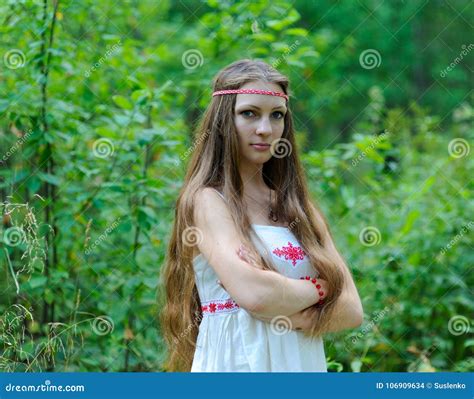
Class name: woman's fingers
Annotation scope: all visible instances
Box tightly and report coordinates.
[318,278,329,300]
[237,245,252,263]
[237,244,260,268]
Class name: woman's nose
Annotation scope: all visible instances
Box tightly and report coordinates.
[256,117,272,135]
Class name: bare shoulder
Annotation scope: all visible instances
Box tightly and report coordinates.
[194,187,222,206]
[193,187,236,235]
[194,187,227,221]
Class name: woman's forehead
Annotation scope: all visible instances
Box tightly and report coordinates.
[234,81,286,109]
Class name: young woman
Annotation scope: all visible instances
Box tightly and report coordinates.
[160,59,363,372]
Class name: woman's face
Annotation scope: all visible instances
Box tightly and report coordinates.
[234,80,287,165]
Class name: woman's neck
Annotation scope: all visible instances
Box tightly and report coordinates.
[239,163,267,194]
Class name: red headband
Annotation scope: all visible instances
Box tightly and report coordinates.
[212,89,289,101]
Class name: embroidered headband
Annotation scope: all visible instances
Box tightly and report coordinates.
[212,89,289,102]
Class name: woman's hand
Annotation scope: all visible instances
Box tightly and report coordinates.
[236,244,265,270]
[217,244,324,332]
[289,306,319,331]
[246,307,318,332]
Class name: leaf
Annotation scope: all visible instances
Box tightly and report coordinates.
[400,209,420,236]
[96,126,117,139]
[28,276,48,289]
[285,28,308,37]
[113,114,131,127]
[143,277,158,289]
[464,339,474,348]
[138,205,156,219]
[266,9,300,31]
[27,176,41,193]
[112,95,133,110]
[131,89,150,104]
[38,223,52,238]
[38,172,60,186]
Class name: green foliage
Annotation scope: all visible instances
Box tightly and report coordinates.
[0,0,472,372]
[302,94,473,372]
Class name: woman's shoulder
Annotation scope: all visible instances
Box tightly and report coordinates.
[195,186,225,204]
[193,187,230,226]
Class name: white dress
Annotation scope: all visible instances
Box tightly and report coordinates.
[191,191,327,372]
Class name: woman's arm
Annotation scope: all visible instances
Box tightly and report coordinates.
[286,292,362,334]
[234,215,363,332]
[194,188,327,316]
[248,293,362,334]
[249,250,363,331]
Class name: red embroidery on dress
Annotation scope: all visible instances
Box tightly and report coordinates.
[201,298,240,314]
[272,241,306,266]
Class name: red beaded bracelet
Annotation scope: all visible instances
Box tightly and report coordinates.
[300,276,325,305]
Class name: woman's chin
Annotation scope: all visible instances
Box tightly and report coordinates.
[246,154,272,165]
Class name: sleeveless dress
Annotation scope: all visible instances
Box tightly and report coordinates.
[190,189,327,372]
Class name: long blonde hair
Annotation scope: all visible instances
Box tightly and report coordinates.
[159,59,345,371]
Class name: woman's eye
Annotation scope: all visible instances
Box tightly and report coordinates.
[240,110,285,119]
[272,111,285,119]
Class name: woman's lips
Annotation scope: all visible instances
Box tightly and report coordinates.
[251,144,270,151]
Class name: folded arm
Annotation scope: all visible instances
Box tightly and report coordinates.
[241,204,363,333]
[193,188,325,316]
